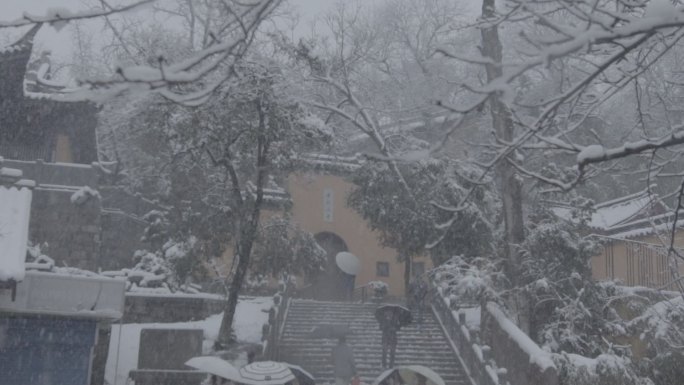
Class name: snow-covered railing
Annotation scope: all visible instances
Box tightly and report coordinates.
[261,281,292,360]
[431,291,499,385]
[481,302,558,385]
[431,285,559,385]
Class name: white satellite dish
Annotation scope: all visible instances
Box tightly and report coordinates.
[335,252,361,275]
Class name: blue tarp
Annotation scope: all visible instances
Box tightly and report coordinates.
[0,316,97,385]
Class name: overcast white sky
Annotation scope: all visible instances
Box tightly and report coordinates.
[0,0,343,62]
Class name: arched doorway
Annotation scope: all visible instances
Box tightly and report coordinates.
[313,232,355,300]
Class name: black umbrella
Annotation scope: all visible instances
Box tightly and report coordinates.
[375,304,412,328]
[308,324,353,339]
[283,363,316,385]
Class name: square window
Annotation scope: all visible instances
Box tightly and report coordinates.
[376,262,390,277]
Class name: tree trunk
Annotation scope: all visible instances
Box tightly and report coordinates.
[217,217,260,345]
[480,0,525,277]
[481,0,528,332]
[216,100,270,346]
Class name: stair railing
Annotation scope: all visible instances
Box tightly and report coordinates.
[352,283,370,303]
[430,283,500,385]
[261,279,292,360]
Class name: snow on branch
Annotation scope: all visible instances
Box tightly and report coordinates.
[54,0,281,106]
[576,131,684,170]
[0,1,155,29]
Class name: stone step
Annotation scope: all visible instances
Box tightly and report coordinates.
[282,330,444,337]
[278,300,469,385]
[280,342,454,353]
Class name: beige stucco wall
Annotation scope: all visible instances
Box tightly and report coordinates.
[287,172,431,297]
[216,172,431,297]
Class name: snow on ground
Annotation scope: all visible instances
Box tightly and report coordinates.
[105,296,273,385]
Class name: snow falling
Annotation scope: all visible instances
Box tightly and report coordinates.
[1,1,684,385]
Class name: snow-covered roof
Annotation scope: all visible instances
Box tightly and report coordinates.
[245,181,291,206]
[549,188,684,239]
[295,153,363,174]
[551,188,663,234]
[0,167,33,282]
[0,23,41,55]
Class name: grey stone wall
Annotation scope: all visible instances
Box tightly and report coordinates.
[100,186,158,217]
[3,159,98,187]
[123,294,225,323]
[138,329,203,370]
[99,210,147,271]
[29,186,101,271]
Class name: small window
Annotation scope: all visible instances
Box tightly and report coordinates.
[376,262,390,277]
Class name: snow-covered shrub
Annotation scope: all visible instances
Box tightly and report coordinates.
[520,205,624,356]
[125,208,207,292]
[243,275,272,295]
[431,255,504,307]
[651,351,684,385]
[554,353,654,385]
[368,280,389,297]
[70,186,100,205]
[629,296,684,354]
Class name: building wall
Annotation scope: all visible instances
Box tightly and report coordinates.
[29,187,101,271]
[99,210,147,271]
[591,231,684,289]
[217,172,431,298]
[286,172,432,297]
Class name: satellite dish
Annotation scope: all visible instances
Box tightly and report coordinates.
[335,252,361,275]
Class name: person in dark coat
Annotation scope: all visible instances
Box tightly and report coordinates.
[331,335,357,385]
[377,310,404,368]
[409,278,429,325]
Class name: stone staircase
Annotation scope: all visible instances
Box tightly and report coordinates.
[278,300,471,385]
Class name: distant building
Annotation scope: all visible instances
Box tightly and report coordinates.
[0,24,154,273]
[552,188,684,288]
[0,162,126,385]
[0,24,98,163]
[221,153,433,299]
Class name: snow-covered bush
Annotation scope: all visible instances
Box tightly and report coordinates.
[368,280,389,298]
[627,295,684,385]
[520,205,622,356]
[431,255,504,307]
[554,353,654,385]
[651,351,684,385]
[629,296,684,354]
[70,186,100,205]
[124,208,207,292]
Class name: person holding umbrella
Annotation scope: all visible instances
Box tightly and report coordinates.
[331,335,357,385]
[375,305,412,368]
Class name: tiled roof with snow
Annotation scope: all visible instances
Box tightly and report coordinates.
[0,167,33,282]
[590,190,656,228]
[245,181,291,206]
[295,153,363,174]
[551,188,677,239]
